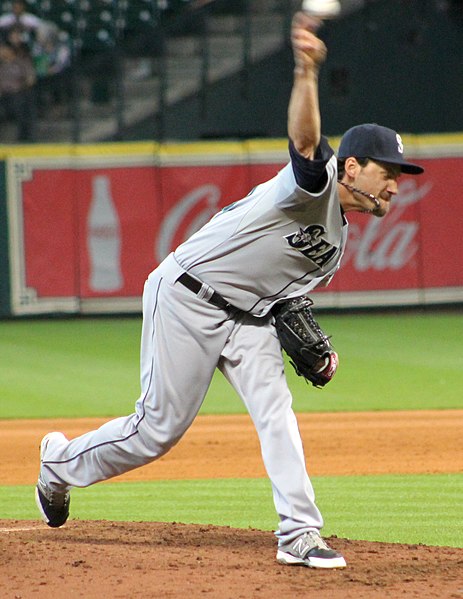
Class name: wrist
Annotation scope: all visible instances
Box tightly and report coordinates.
[294,63,320,78]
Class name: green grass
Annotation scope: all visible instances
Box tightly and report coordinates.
[1,312,462,418]
[1,313,461,549]
[0,318,141,418]
[3,473,462,547]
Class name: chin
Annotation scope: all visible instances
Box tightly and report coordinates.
[372,201,390,218]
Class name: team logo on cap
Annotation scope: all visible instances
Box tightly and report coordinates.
[396,134,404,155]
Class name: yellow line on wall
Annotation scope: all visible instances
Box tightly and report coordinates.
[0,132,462,161]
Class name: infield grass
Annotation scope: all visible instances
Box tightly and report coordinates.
[2,473,462,548]
[1,311,462,549]
[1,311,462,418]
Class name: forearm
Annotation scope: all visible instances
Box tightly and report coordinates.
[287,13,326,159]
[288,66,322,159]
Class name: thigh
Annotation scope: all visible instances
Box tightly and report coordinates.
[219,313,293,423]
[136,270,234,439]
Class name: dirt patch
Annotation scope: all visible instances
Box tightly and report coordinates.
[2,410,462,485]
[1,410,462,598]
[1,521,462,599]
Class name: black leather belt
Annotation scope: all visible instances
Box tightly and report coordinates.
[178,272,233,311]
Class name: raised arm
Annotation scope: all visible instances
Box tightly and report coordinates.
[287,13,327,159]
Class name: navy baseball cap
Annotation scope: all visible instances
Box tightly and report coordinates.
[338,124,424,175]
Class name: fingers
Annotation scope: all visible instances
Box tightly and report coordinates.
[291,14,327,67]
[292,10,323,32]
[292,29,324,54]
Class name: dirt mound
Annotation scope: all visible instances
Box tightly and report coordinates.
[1,520,462,599]
[2,410,462,597]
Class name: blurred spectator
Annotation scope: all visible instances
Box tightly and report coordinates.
[33,23,71,78]
[0,40,37,141]
[4,23,30,57]
[0,0,43,47]
[0,1,72,120]
[33,22,72,108]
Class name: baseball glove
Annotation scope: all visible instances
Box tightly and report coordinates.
[272,296,338,388]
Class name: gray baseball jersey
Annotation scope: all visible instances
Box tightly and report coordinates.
[175,140,347,315]
[39,137,348,547]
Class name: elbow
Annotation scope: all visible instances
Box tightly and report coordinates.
[290,134,320,160]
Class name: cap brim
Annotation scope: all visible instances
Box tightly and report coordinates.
[369,156,424,175]
[399,161,424,175]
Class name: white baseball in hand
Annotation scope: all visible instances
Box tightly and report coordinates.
[301,0,341,19]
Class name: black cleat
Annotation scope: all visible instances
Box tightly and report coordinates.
[35,480,70,528]
[35,432,70,528]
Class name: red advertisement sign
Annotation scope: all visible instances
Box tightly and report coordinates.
[22,168,78,298]
[78,167,160,298]
[10,149,463,314]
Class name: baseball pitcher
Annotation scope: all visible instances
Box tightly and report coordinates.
[36,10,423,569]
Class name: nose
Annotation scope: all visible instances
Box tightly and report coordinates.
[387,178,399,196]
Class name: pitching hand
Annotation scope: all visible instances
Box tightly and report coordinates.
[291,12,327,72]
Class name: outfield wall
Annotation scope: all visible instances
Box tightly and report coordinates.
[1,135,462,316]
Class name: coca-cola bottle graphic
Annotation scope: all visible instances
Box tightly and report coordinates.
[87,175,123,292]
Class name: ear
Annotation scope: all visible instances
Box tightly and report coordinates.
[344,157,360,180]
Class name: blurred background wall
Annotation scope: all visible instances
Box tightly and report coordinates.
[0,0,462,144]
[1,0,462,317]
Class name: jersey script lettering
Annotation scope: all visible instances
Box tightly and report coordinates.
[285,225,340,267]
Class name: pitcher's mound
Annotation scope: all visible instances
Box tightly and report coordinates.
[1,520,462,598]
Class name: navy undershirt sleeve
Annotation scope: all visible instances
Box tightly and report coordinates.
[289,136,334,193]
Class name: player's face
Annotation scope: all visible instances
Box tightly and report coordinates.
[354,160,401,217]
